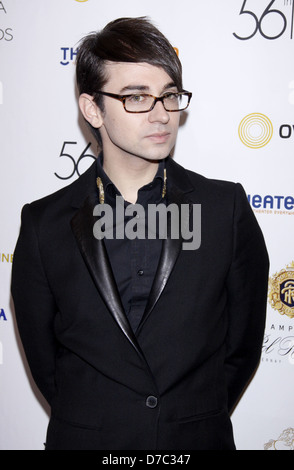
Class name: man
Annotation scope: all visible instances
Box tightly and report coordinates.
[11,17,269,450]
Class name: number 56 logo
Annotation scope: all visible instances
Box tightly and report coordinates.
[233,0,294,40]
[55,142,96,180]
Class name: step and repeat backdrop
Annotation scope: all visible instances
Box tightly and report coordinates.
[0,0,293,450]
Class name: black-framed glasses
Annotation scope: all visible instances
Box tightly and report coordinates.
[95,90,192,113]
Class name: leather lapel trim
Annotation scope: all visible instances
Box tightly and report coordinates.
[137,184,192,333]
[70,196,141,355]
[138,237,181,333]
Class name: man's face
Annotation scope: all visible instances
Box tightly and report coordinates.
[97,62,181,162]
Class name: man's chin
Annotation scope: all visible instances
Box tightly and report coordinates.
[118,142,173,163]
[139,146,173,162]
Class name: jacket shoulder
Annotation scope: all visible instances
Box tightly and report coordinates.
[24,160,97,216]
[169,157,239,197]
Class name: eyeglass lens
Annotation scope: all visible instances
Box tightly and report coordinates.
[124,93,189,112]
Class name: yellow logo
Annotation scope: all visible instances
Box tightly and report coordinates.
[268,262,294,319]
[239,113,273,149]
[75,0,89,2]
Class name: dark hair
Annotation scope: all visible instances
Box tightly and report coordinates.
[76,17,183,145]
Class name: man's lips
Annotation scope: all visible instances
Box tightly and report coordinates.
[146,132,171,143]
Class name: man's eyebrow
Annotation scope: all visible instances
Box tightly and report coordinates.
[161,82,178,93]
[119,85,150,93]
[119,82,178,94]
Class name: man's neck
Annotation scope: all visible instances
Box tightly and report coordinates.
[102,152,160,204]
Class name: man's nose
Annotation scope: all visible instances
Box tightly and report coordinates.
[148,100,170,124]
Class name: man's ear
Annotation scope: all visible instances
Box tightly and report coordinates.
[78,93,103,128]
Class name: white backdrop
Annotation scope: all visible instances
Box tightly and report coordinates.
[1,0,294,450]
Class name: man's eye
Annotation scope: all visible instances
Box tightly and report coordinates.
[131,95,145,102]
[165,93,178,100]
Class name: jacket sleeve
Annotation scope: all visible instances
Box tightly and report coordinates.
[11,204,58,406]
[225,183,269,413]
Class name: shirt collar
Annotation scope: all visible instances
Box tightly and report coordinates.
[96,153,166,206]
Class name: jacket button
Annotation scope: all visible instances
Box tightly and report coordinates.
[146,395,158,408]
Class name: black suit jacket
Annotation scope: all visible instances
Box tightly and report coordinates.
[11,157,269,450]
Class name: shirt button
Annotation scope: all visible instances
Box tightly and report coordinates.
[137,270,144,276]
[146,396,158,409]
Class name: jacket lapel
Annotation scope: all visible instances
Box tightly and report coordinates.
[70,163,141,354]
[137,158,195,332]
[70,158,195,344]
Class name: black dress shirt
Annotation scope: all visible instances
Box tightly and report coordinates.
[96,155,166,333]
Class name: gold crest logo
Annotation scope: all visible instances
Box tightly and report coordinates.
[268,262,294,319]
[264,428,294,450]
